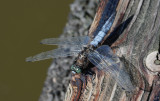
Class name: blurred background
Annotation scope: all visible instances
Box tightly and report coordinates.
[0,0,73,101]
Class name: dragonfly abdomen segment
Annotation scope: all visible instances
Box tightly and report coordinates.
[90,31,106,46]
[90,13,115,47]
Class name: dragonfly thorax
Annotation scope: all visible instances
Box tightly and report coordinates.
[71,47,91,74]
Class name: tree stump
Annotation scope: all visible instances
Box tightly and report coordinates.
[65,0,160,101]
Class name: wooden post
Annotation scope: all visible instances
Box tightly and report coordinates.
[65,0,160,100]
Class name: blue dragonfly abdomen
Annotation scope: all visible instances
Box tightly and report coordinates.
[90,13,115,47]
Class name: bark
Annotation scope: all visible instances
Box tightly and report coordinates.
[65,0,160,101]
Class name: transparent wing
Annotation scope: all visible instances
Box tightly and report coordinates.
[41,36,90,46]
[95,45,120,64]
[88,45,134,91]
[26,46,81,62]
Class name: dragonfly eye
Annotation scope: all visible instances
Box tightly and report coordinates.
[71,65,75,71]
[70,65,81,74]
[75,67,81,74]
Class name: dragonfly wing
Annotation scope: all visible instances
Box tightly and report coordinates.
[96,45,120,64]
[41,36,90,46]
[26,47,81,62]
[88,46,134,91]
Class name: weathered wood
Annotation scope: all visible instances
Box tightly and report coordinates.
[65,0,160,101]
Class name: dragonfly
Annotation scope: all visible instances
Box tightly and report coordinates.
[26,13,134,91]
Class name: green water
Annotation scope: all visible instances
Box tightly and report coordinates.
[0,0,73,101]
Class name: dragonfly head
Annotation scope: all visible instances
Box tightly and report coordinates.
[71,65,81,74]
